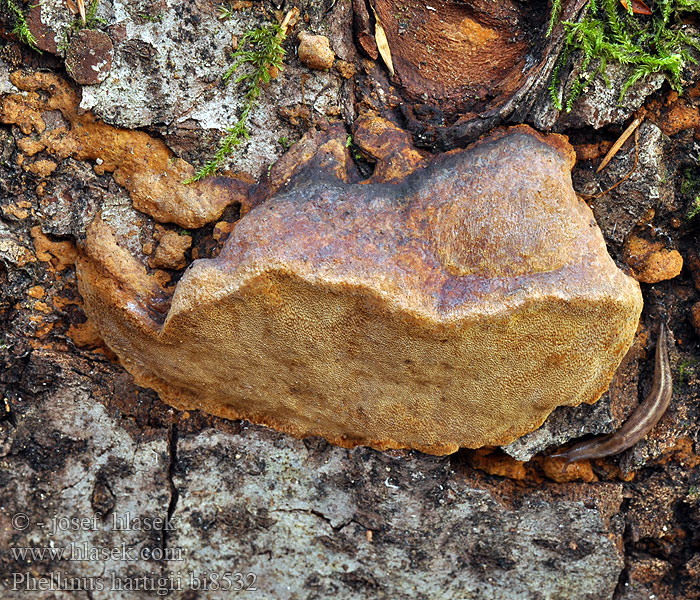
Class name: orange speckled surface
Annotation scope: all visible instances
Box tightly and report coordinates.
[77,121,642,454]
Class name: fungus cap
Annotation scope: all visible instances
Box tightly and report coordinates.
[78,125,643,455]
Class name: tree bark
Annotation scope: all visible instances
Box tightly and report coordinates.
[1,1,699,599]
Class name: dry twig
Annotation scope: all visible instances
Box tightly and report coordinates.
[596,113,644,173]
[580,127,640,201]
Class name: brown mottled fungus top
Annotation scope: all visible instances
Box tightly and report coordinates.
[77,122,642,455]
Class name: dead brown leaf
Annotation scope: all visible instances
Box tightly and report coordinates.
[371,7,394,77]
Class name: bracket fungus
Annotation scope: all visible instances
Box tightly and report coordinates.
[78,121,643,455]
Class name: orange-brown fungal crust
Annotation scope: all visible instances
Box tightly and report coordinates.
[77,123,643,455]
[1,71,248,228]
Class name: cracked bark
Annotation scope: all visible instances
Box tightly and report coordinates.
[160,423,179,570]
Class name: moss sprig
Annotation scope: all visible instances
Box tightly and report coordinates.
[680,165,700,220]
[57,0,107,53]
[2,0,40,51]
[185,22,286,183]
[549,0,700,111]
[82,0,105,27]
[688,197,700,219]
[547,0,564,36]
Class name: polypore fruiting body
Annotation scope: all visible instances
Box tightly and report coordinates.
[78,124,643,455]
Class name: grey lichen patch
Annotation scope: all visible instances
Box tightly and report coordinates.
[574,121,674,245]
[53,1,355,179]
[503,397,617,462]
[0,59,18,94]
[184,68,346,177]
[0,356,172,592]
[167,428,625,599]
[29,0,75,52]
[78,1,236,126]
[532,62,665,131]
[562,65,665,129]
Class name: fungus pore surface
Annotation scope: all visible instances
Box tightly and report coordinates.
[77,123,643,455]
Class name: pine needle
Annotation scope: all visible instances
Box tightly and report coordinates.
[580,126,640,200]
[596,113,644,172]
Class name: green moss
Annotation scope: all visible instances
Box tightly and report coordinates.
[549,0,700,111]
[548,0,564,36]
[678,358,697,385]
[681,165,700,220]
[185,21,287,183]
[83,0,104,27]
[218,5,236,21]
[2,0,40,51]
[687,196,700,219]
[138,12,163,23]
[57,0,107,53]
[66,0,106,32]
[681,166,697,195]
